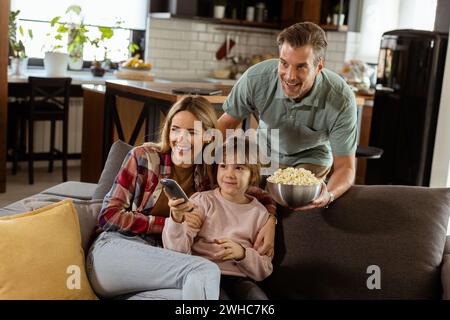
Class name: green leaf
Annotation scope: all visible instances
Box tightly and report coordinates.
[28,29,33,39]
[57,25,69,33]
[50,16,61,27]
[66,5,82,15]
[98,27,113,40]
[19,25,24,36]
[55,34,62,41]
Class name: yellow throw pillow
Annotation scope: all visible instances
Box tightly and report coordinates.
[0,199,97,299]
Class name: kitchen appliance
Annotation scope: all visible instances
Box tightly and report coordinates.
[365,30,448,186]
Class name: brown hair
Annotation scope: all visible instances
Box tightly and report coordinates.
[277,22,328,66]
[219,136,261,187]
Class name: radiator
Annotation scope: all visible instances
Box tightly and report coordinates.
[31,97,83,154]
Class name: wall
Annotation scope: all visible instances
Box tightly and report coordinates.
[430,24,450,188]
[145,17,356,80]
[145,17,279,80]
[325,31,361,73]
[434,0,450,32]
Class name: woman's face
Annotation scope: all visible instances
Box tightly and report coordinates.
[169,111,204,168]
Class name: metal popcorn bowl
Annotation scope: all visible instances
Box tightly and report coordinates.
[266,181,322,208]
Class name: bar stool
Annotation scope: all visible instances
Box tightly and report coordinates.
[12,77,72,184]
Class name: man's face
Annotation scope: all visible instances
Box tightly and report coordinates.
[278,43,323,99]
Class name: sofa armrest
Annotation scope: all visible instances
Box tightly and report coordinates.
[41,181,97,200]
[442,236,450,300]
[445,236,450,255]
[443,255,450,299]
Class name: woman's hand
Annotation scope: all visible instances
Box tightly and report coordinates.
[184,211,203,229]
[214,239,245,261]
[254,215,276,258]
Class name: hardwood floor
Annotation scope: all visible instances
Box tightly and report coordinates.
[0,161,81,207]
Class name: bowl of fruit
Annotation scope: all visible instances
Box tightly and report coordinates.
[114,54,154,80]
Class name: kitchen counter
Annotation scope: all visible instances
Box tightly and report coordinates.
[104,79,232,104]
[7,68,117,85]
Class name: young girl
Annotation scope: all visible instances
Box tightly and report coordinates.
[163,137,273,300]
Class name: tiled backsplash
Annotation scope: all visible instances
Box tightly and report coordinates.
[325,31,361,74]
[145,17,360,80]
[145,17,279,80]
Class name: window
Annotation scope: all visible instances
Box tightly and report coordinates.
[11,0,149,63]
[356,0,437,63]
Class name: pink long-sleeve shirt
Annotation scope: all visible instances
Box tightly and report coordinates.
[162,188,273,281]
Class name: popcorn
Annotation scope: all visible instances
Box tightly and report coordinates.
[267,167,320,186]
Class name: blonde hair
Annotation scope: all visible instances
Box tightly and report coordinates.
[146,95,218,152]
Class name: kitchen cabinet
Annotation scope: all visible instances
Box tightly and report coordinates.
[281,0,352,31]
[281,0,321,28]
[197,0,282,29]
[319,0,350,31]
[150,0,354,31]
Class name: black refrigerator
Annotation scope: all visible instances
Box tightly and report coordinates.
[365,30,448,186]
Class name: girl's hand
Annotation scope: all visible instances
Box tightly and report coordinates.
[214,238,245,261]
[184,211,203,229]
[166,189,196,223]
[253,215,276,257]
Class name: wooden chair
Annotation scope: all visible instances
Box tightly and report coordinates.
[12,77,72,184]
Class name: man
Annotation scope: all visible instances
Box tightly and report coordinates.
[218,22,357,210]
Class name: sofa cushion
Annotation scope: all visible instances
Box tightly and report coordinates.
[19,194,102,252]
[263,185,450,299]
[0,200,97,299]
[92,140,133,200]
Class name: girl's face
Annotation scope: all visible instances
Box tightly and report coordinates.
[169,111,204,168]
[217,163,252,202]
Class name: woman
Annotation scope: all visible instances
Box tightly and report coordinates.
[86,96,276,300]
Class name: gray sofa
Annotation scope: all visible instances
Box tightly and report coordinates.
[1,140,450,300]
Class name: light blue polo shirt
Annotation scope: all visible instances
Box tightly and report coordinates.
[222,59,357,167]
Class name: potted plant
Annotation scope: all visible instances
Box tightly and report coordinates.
[8,10,33,76]
[89,25,115,73]
[42,16,70,77]
[332,2,347,26]
[46,5,89,71]
[66,5,88,70]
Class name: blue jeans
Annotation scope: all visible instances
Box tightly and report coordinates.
[86,231,220,300]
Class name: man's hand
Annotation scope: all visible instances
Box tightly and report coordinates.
[253,215,276,257]
[214,238,245,261]
[293,181,330,211]
[292,154,355,211]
